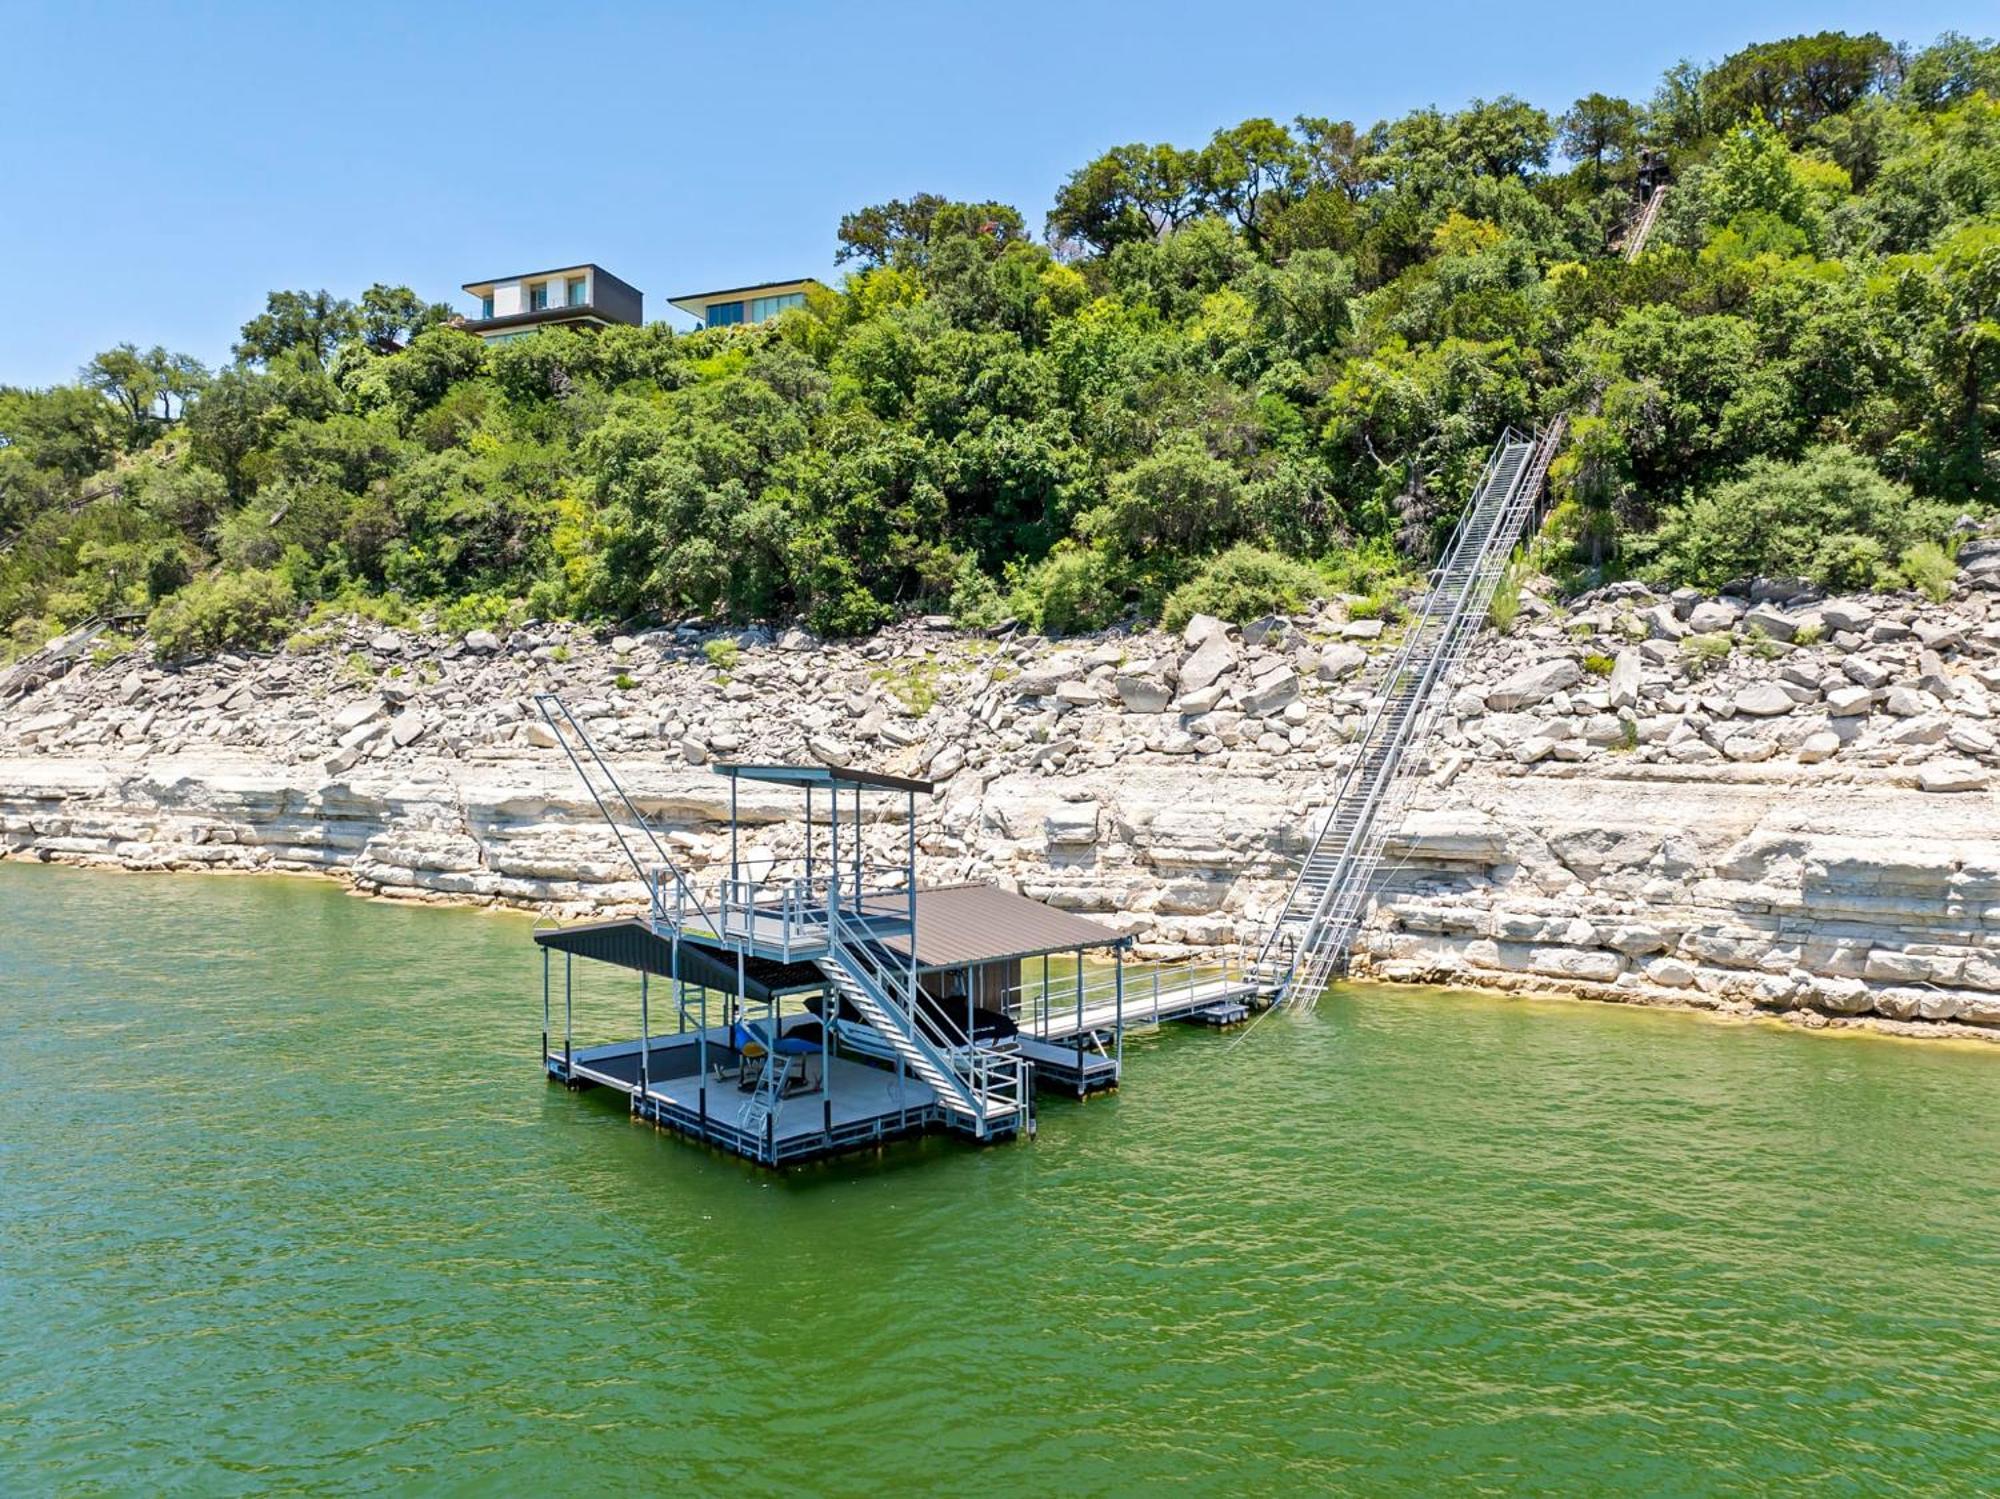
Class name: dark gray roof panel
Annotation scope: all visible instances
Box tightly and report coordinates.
[714,763,934,796]
[534,920,823,998]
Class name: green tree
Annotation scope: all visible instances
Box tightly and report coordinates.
[1902,32,2000,109]
[1560,93,1641,178]
[1709,31,1895,139]
[235,289,360,367]
[358,283,453,353]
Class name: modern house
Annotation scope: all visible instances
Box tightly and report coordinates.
[667,278,821,330]
[457,264,643,343]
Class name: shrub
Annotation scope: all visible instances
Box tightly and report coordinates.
[702,638,740,672]
[1793,619,1825,647]
[613,671,636,691]
[1160,545,1324,632]
[145,570,296,660]
[1900,542,1957,603]
[1582,651,1615,677]
[1642,446,1955,592]
[1680,631,1733,676]
[437,590,520,638]
[1008,547,1123,636]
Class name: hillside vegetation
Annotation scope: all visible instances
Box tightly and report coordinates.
[2,29,1997,659]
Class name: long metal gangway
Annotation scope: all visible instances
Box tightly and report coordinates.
[1251,427,1560,1011]
[532,692,1025,1143]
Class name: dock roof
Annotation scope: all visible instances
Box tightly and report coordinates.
[886,885,1125,968]
[534,920,825,999]
[714,763,934,796]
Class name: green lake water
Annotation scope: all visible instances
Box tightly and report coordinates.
[3,860,1998,1494]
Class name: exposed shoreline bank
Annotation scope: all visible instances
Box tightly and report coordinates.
[8,554,2000,1044]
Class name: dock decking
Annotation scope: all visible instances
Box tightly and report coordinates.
[553,1028,973,1164]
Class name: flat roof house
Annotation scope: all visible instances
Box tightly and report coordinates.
[668,278,821,330]
[458,264,642,343]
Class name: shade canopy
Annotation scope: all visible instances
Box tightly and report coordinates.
[714,762,934,796]
[534,920,825,999]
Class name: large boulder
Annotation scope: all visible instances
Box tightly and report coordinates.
[1733,683,1794,718]
[1315,643,1367,682]
[1114,673,1173,714]
[1485,658,1581,711]
[1178,632,1239,694]
[1607,649,1641,709]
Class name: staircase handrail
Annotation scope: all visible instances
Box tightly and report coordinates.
[532,691,719,934]
[1249,431,1522,985]
[1281,425,1554,1003]
[825,895,1021,1121]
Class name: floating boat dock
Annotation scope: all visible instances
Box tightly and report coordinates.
[530,722,1268,1168]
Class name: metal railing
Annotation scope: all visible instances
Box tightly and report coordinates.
[824,895,1027,1132]
[1252,424,1559,1011]
[999,957,1258,1039]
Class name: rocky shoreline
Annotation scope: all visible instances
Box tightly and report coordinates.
[8,545,2000,1044]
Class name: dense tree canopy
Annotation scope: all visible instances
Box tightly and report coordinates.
[4,28,1998,659]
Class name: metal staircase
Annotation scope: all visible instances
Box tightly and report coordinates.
[1253,426,1558,1010]
[821,907,1026,1134]
[1624,185,1668,261]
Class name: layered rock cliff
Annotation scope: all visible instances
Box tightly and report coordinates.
[7,544,2000,1041]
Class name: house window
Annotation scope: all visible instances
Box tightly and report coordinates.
[749,292,805,321]
[706,300,745,326]
[566,275,587,307]
[479,294,494,319]
[529,281,550,311]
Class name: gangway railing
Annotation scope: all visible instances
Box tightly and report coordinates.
[0,615,113,706]
[1252,426,1552,1010]
[1001,957,1260,1039]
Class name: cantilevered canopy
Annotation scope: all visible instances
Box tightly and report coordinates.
[881,885,1126,968]
[534,920,825,999]
[713,763,934,796]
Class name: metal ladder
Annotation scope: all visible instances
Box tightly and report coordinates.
[1253,427,1555,1010]
[737,1047,789,1138]
[532,692,711,930]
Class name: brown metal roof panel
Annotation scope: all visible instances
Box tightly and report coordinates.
[884,885,1124,968]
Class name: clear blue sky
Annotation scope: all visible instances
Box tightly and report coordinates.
[0,0,1983,386]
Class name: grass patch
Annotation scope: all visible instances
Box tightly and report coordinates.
[1900,541,1956,603]
[1582,651,1615,677]
[703,638,740,672]
[1680,632,1733,677]
[872,660,942,715]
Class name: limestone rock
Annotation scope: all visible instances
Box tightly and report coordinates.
[1734,683,1794,718]
[1486,658,1581,711]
